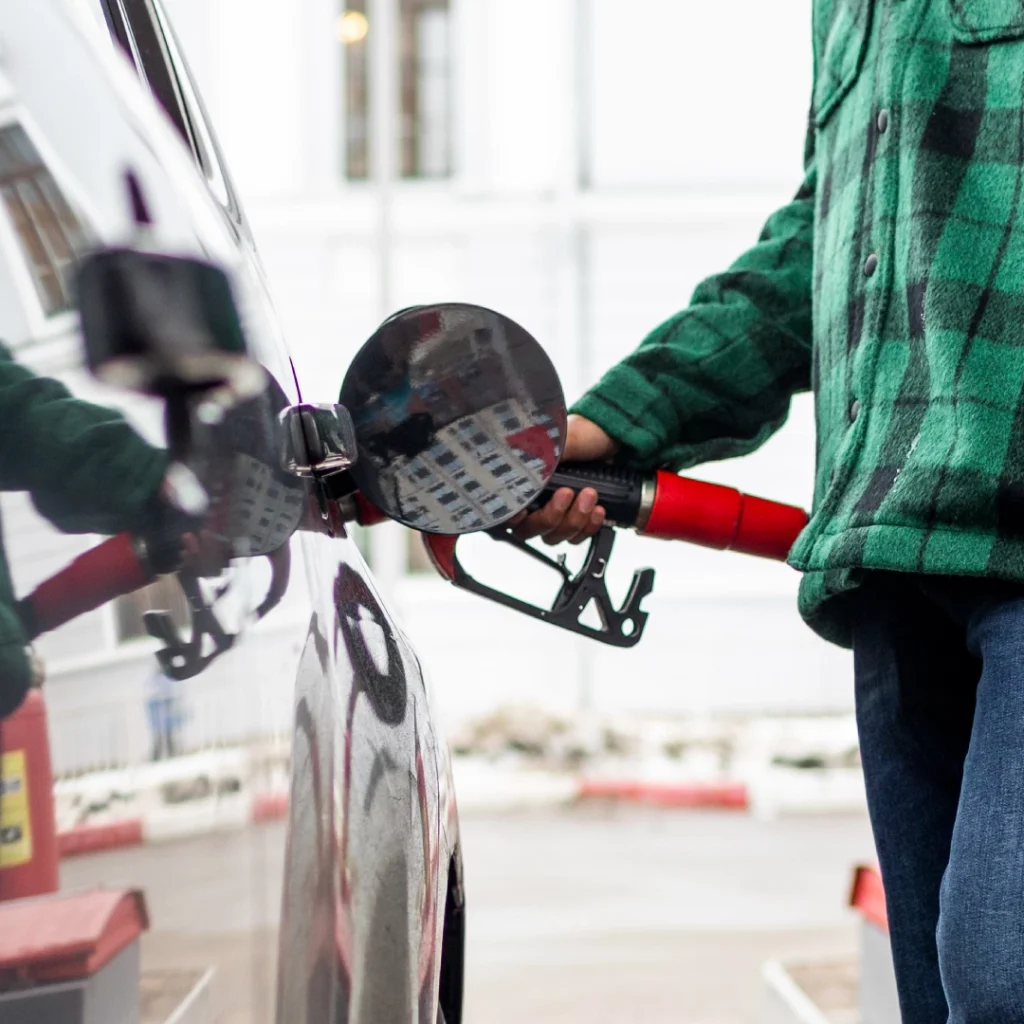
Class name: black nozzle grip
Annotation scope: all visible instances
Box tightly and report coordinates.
[531,462,644,526]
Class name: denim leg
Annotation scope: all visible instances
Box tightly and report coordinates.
[851,577,978,1024]
[932,587,1024,1022]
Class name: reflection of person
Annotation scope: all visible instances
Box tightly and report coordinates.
[523,11,1024,1019]
[146,660,184,761]
[211,373,308,561]
[0,344,169,718]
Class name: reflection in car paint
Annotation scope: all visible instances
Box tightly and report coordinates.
[334,562,443,1021]
[333,567,407,728]
[280,563,426,1022]
[295,693,352,1022]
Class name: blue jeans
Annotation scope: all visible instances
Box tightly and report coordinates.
[852,574,1024,1023]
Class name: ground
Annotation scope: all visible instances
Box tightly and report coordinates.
[62,805,875,1023]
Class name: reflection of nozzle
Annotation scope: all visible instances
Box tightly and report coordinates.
[16,533,154,641]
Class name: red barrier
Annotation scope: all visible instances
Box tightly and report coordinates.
[579,779,749,810]
[251,792,289,823]
[0,888,148,984]
[0,689,59,901]
[850,863,888,932]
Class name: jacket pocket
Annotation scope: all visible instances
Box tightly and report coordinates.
[947,0,1024,43]
[814,0,874,129]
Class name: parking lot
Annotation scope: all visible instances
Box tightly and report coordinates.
[62,805,874,1023]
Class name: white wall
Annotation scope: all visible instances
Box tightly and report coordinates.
[589,0,810,190]
[160,0,852,726]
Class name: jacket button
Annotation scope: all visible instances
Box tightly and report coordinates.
[850,400,861,422]
[864,253,879,277]
[877,109,889,133]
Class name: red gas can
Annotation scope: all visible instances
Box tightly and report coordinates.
[0,689,59,901]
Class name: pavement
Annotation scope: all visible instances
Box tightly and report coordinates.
[61,804,875,1023]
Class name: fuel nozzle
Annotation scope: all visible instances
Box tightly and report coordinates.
[536,463,809,561]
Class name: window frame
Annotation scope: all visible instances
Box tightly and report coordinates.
[96,0,142,73]
[112,0,252,242]
[114,572,193,646]
[112,0,196,151]
[397,0,452,180]
[0,106,97,342]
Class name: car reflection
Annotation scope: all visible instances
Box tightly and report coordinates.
[3,353,313,700]
[334,567,407,728]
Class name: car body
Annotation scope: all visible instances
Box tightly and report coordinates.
[0,1,463,1020]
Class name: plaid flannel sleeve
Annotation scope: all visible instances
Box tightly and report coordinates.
[0,343,168,534]
[573,158,816,473]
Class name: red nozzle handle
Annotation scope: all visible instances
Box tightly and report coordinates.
[18,532,154,640]
[534,463,807,561]
[641,471,808,561]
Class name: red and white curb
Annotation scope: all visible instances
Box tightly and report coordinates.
[58,818,145,858]
[57,791,290,859]
[56,767,866,858]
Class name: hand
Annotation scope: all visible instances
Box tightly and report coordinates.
[512,415,619,545]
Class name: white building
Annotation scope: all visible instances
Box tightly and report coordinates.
[13,0,854,766]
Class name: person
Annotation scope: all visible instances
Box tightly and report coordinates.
[146,660,184,761]
[520,6,1024,1021]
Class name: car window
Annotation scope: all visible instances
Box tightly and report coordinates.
[114,0,195,149]
[118,0,252,241]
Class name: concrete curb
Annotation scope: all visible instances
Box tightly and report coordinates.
[56,793,290,858]
[57,819,144,858]
[55,776,751,858]
[54,768,864,858]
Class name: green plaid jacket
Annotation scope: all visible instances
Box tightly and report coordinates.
[574,0,1024,646]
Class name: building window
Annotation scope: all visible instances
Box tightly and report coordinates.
[0,124,89,317]
[339,0,452,180]
[398,0,451,178]
[340,2,371,179]
[115,576,192,644]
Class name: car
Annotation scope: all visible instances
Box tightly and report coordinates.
[0,1,463,1020]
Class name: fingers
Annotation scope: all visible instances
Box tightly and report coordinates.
[508,416,620,546]
[514,487,606,546]
[514,488,574,540]
[568,504,606,545]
